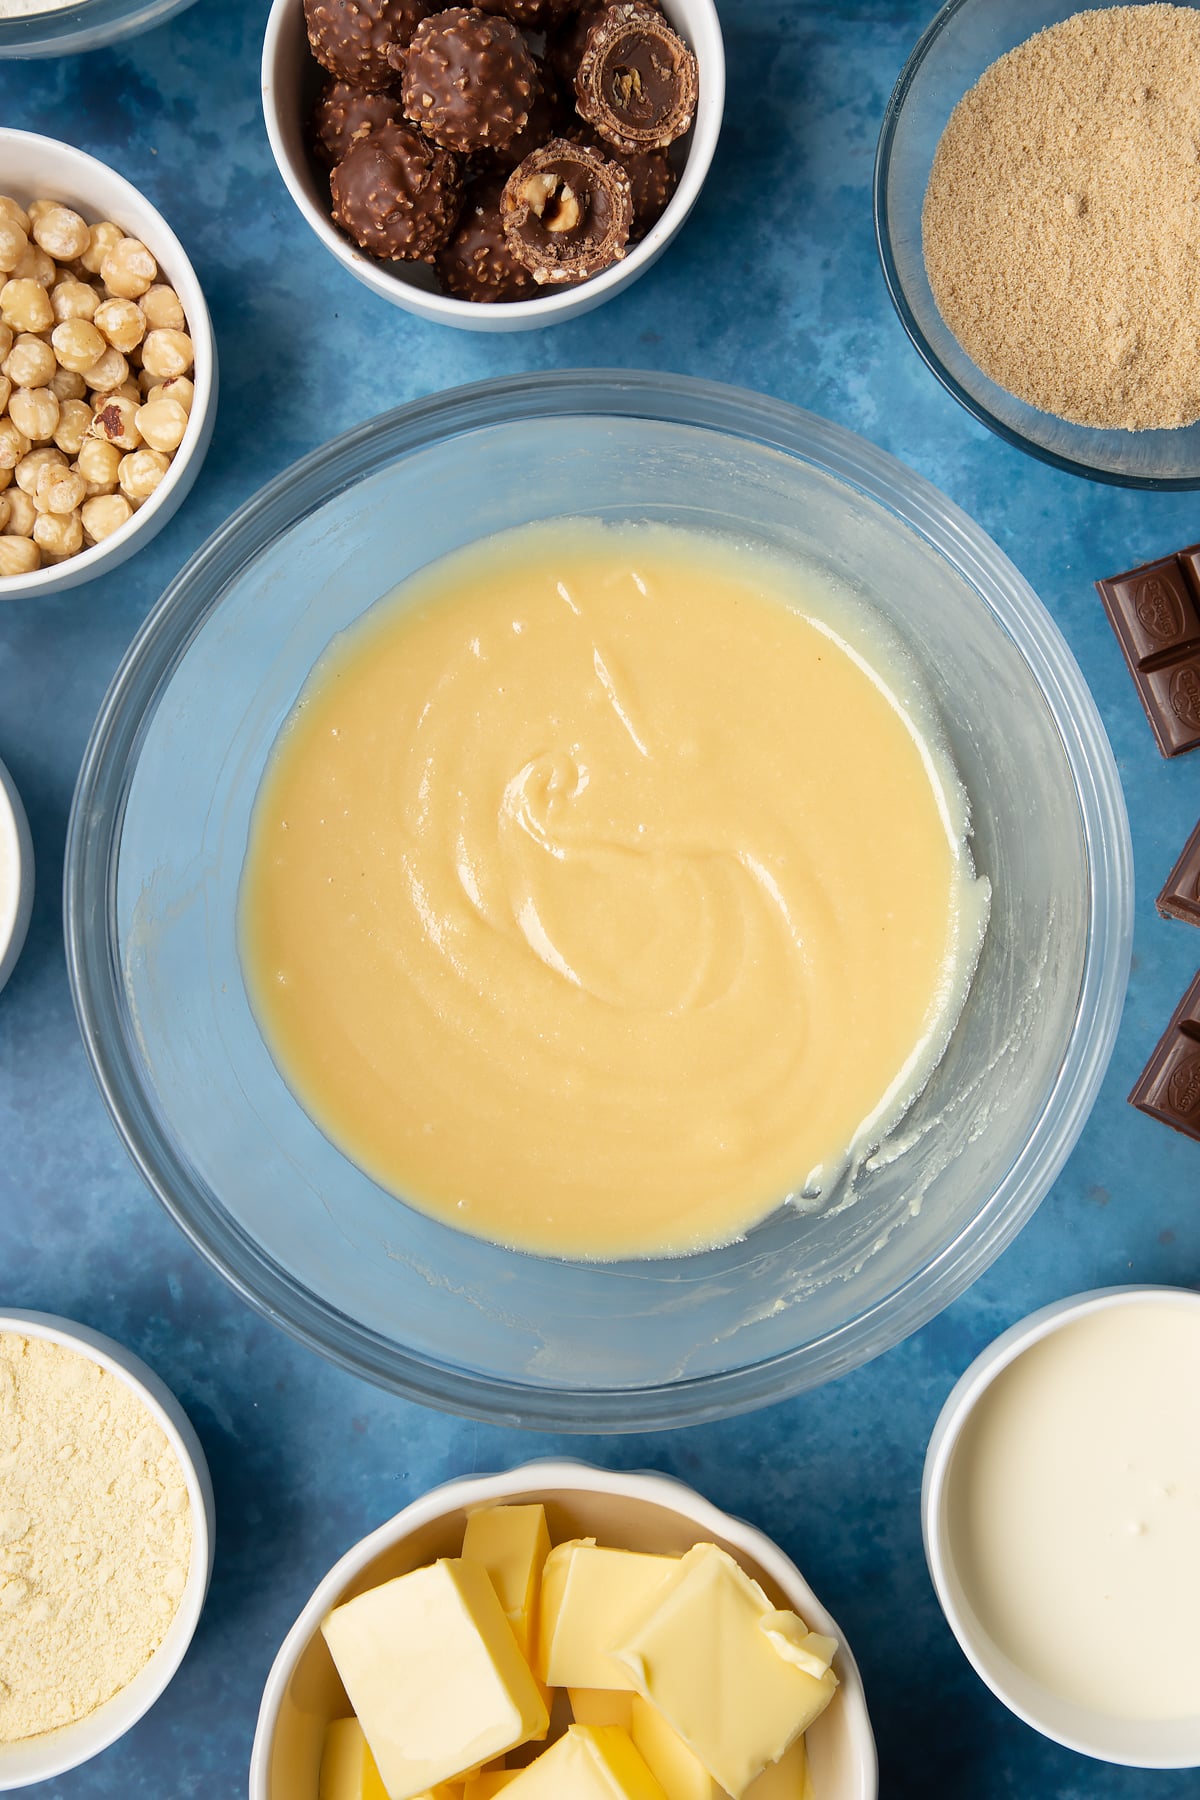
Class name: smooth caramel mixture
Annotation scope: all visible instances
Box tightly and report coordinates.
[239,521,986,1259]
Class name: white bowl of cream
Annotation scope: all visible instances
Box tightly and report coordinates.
[923,1285,1200,1767]
[0,756,32,997]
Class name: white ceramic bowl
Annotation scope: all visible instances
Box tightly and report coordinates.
[0,1309,215,1791]
[250,1460,877,1800]
[261,0,725,332]
[0,755,32,995]
[923,1284,1200,1768]
[0,130,217,599]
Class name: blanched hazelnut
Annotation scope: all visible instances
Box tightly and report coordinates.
[15,446,65,495]
[3,487,34,535]
[0,418,30,471]
[134,396,188,452]
[81,346,128,393]
[4,334,56,389]
[81,492,132,543]
[51,317,106,373]
[140,328,193,379]
[0,278,53,334]
[146,374,194,415]
[31,204,90,263]
[0,218,27,274]
[48,364,86,402]
[100,237,156,299]
[118,446,169,500]
[51,277,100,323]
[76,434,122,489]
[53,397,93,456]
[0,197,31,238]
[86,394,140,450]
[0,534,40,574]
[32,507,82,558]
[8,386,59,443]
[9,244,55,287]
[140,283,185,331]
[33,460,85,515]
[93,296,145,354]
[80,220,122,276]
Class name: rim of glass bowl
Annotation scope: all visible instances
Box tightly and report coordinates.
[63,370,1133,1430]
[0,0,197,56]
[873,0,1200,492]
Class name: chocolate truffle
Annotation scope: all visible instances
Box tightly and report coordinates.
[401,7,539,156]
[304,0,433,90]
[575,2,697,152]
[435,176,538,300]
[476,0,575,30]
[331,121,463,259]
[311,79,406,169]
[501,137,632,283]
[545,0,607,88]
[569,125,676,238]
[484,57,568,173]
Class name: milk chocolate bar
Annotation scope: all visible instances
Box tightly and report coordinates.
[1129,970,1200,1142]
[1095,546,1200,756]
[1158,820,1200,926]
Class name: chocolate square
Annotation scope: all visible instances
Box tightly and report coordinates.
[1129,970,1200,1142]
[1096,544,1200,757]
[1100,556,1200,666]
[1158,821,1200,926]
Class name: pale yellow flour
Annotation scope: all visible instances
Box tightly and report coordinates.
[923,5,1200,430]
[0,1333,193,1742]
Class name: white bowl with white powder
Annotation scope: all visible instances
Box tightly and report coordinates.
[0,757,31,998]
[0,1310,214,1790]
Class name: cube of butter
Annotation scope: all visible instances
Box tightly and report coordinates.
[319,1717,390,1800]
[610,1544,837,1799]
[318,1717,463,1800]
[462,1505,551,1661]
[630,1696,720,1800]
[321,1558,549,1800]
[741,1734,812,1800]
[570,1689,635,1730]
[462,1775,520,1798]
[538,1541,678,1690]
[502,1725,668,1799]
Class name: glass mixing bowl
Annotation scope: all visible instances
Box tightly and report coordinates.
[64,372,1132,1430]
[875,0,1200,488]
[0,0,197,58]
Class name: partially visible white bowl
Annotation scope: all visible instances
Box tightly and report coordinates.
[0,755,32,995]
[0,1309,215,1791]
[0,130,217,599]
[923,1285,1200,1768]
[261,0,725,332]
[250,1460,877,1800]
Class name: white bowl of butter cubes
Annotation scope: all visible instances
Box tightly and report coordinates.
[250,1460,876,1800]
[0,129,215,598]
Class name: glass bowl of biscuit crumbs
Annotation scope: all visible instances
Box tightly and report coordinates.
[875,0,1200,487]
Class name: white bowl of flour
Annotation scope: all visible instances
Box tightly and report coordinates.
[0,1311,214,1789]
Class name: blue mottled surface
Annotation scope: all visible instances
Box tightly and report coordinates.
[1,2,1198,1795]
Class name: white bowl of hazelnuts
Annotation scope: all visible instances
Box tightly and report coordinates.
[0,130,216,598]
[261,0,724,331]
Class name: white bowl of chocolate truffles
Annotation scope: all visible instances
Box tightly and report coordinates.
[261,0,724,330]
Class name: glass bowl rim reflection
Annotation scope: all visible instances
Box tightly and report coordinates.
[873,0,1200,491]
[0,0,199,57]
[63,370,1133,1429]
